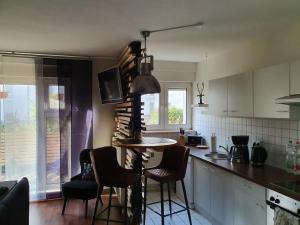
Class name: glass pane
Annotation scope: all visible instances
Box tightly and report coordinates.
[49,85,65,110]
[168,88,187,125]
[141,94,159,125]
[0,84,37,193]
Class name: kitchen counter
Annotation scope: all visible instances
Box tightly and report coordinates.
[188,146,300,201]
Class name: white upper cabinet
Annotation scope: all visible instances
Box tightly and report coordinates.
[228,72,253,117]
[290,59,300,95]
[253,63,290,118]
[209,77,228,116]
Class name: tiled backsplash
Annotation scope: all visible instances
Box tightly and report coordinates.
[192,108,300,168]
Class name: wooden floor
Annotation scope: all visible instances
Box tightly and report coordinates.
[30,191,211,225]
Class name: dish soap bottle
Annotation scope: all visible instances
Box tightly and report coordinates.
[285,140,296,173]
[294,141,300,175]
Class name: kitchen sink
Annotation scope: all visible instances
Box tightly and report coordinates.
[204,153,228,160]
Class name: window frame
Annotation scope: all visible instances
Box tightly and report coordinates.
[143,82,192,131]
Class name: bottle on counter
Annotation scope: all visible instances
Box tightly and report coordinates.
[211,133,217,153]
[285,140,296,174]
[294,141,300,175]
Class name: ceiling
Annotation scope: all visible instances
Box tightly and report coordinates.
[0,0,300,62]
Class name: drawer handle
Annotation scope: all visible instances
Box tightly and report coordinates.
[222,110,228,113]
[230,110,237,112]
[276,110,289,113]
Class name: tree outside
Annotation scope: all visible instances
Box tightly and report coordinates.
[168,106,183,124]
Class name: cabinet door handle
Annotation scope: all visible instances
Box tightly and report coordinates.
[230,110,237,113]
[276,110,289,113]
[222,110,228,113]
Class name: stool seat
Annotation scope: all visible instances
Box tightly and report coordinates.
[62,180,98,199]
[103,169,139,188]
[144,169,177,182]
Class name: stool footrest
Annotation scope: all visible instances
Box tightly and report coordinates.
[146,200,187,217]
[95,205,126,224]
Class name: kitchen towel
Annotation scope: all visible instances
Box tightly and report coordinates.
[274,207,299,225]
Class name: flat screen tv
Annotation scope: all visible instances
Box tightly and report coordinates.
[98,66,124,104]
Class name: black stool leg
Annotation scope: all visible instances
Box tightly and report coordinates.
[85,200,88,218]
[181,180,192,225]
[62,198,68,215]
[100,196,103,205]
[160,182,165,225]
[107,187,113,225]
[143,177,148,225]
[167,182,172,217]
[124,187,128,225]
[92,187,102,225]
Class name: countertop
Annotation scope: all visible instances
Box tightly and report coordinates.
[188,146,300,201]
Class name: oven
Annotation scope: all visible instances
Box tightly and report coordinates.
[267,189,300,225]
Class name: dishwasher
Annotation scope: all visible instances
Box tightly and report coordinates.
[267,188,300,225]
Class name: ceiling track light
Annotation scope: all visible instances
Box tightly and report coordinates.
[129,21,204,95]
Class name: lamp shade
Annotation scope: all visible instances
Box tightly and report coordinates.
[129,74,161,95]
[129,62,161,95]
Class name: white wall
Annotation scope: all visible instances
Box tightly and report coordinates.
[154,60,197,82]
[92,58,117,148]
[192,23,300,168]
[194,23,300,103]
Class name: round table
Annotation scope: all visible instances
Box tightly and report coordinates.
[114,137,177,224]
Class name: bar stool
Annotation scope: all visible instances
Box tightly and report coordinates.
[143,145,192,225]
[90,146,139,225]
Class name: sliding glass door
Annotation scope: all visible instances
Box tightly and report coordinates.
[0,56,72,200]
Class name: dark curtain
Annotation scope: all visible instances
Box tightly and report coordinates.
[41,58,92,197]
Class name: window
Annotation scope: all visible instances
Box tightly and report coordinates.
[141,82,191,130]
[141,93,159,125]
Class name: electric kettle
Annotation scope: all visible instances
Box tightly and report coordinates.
[251,143,267,167]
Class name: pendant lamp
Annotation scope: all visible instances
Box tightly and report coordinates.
[129,31,161,95]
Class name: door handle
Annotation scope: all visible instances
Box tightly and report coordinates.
[276,110,289,113]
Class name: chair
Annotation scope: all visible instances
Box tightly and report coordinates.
[143,145,192,225]
[61,149,102,218]
[90,146,139,225]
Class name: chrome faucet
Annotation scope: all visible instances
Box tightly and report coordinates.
[219,145,230,153]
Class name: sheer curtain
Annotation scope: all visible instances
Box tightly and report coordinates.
[0,56,71,200]
[0,55,44,200]
[0,55,92,201]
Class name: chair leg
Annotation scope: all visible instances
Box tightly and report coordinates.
[99,185,104,205]
[61,198,67,215]
[124,187,128,225]
[143,177,148,225]
[106,187,113,225]
[181,180,192,225]
[160,183,165,225]
[100,195,104,205]
[167,182,172,217]
[85,200,88,218]
[92,187,102,225]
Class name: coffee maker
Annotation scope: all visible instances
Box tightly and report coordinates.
[229,135,250,164]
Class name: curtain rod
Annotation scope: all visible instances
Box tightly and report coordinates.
[0,50,117,60]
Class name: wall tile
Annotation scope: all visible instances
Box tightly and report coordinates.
[192,111,299,169]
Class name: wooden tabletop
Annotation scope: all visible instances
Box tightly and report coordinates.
[114,137,177,148]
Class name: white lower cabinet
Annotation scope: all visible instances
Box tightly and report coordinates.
[233,176,267,225]
[210,166,234,225]
[193,159,267,225]
[176,157,194,207]
[193,160,234,225]
[193,159,211,215]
